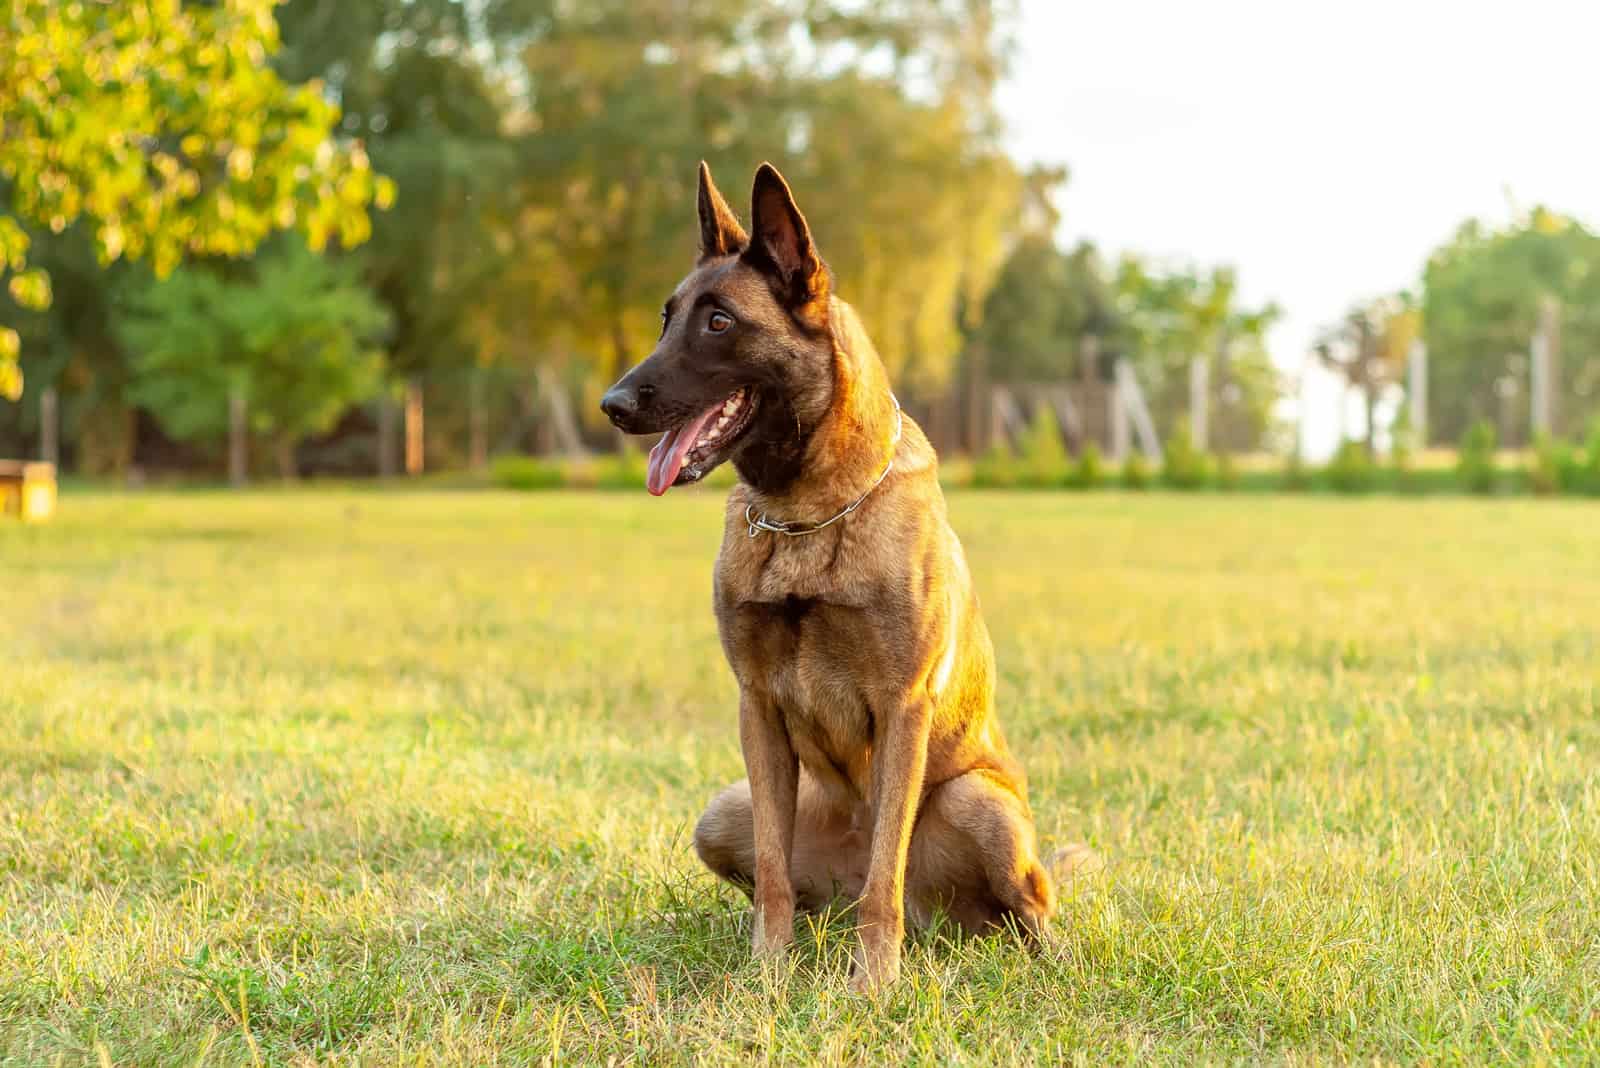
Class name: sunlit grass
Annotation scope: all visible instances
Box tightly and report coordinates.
[3,490,1598,1064]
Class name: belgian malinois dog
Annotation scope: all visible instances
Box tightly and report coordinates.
[601,162,1077,992]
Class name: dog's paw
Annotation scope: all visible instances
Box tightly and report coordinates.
[751,902,794,959]
[847,935,900,996]
[846,956,898,996]
[751,930,790,960]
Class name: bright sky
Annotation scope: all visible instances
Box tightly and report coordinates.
[999,0,1600,456]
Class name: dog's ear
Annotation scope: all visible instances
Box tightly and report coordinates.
[697,162,747,261]
[744,162,829,312]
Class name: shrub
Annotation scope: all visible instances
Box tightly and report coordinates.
[1529,433,1572,496]
[1017,408,1070,488]
[972,440,1018,488]
[1388,420,1421,493]
[491,454,565,490]
[1121,451,1150,490]
[1456,421,1498,495]
[1161,427,1211,490]
[1324,440,1378,493]
[1215,451,1240,491]
[1281,449,1311,491]
[1071,442,1104,490]
[1581,420,1600,496]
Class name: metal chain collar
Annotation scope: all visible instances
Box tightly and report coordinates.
[745,393,903,538]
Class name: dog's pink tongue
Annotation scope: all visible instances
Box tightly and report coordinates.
[645,404,721,496]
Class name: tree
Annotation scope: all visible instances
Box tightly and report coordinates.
[969,236,1114,382]
[118,239,388,477]
[502,0,1026,393]
[1314,294,1420,456]
[0,0,393,400]
[1422,208,1600,444]
[274,0,526,385]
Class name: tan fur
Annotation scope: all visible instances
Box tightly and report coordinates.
[695,294,1059,992]
[603,162,1070,994]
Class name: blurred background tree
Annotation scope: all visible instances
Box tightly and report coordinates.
[0,0,392,411]
[118,239,388,478]
[1421,208,1600,445]
[5,0,1593,478]
[1315,294,1420,456]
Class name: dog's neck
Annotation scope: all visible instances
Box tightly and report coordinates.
[736,298,901,522]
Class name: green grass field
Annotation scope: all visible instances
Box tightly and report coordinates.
[4,490,1598,1065]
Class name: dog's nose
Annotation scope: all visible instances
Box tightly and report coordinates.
[600,385,637,427]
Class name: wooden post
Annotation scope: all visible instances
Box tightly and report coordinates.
[1188,356,1209,450]
[469,371,488,470]
[965,345,988,454]
[404,379,424,475]
[1530,322,1550,439]
[1532,297,1561,438]
[1078,334,1099,385]
[39,386,58,466]
[377,393,396,477]
[1116,358,1163,463]
[228,385,247,487]
[1407,340,1427,448]
[1108,375,1130,463]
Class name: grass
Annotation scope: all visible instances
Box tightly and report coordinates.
[3,489,1599,1065]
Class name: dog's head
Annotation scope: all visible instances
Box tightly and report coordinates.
[600,162,836,495]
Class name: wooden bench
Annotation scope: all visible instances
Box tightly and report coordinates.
[0,460,55,522]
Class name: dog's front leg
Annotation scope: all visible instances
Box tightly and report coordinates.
[739,691,798,958]
[851,694,932,994]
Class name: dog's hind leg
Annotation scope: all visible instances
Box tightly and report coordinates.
[906,770,1057,940]
[694,775,868,912]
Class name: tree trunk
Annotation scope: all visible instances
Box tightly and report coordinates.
[404,380,424,475]
[39,386,59,466]
[377,393,396,477]
[468,371,488,470]
[610,316,632,452]
[78,397,134,478]
[1364,380,1379,458]
[275,434,299,480]
[537,364,585,455]
[229,387,248,487]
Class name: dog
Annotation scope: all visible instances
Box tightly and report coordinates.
[601,162,1077,993]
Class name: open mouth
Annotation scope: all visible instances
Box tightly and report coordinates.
[645,387,758,495]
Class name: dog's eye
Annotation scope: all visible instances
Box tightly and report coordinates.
[707,310,733,334]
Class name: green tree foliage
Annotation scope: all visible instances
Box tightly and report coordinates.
[1422,208,1600,444]
[0,0,393,400]
[495,0,1023,387]
[274,0,525,382]
[270,0,1026,409]
[970,238,1280,449]
[118,240,388,477]
[1113,260,1280,451]
[969,237,1113,381]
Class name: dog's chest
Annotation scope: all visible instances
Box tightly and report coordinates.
[722,592,879,784]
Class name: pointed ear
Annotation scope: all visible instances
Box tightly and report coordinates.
[743,162,829,310]
[697,162,747,261]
